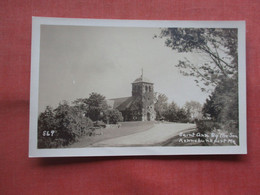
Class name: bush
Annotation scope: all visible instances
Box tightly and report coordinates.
[202,77,238,126]
[38,102,93,148]
[38,93,123,148]
[38,137,68,148]
[195,119,220,134]
[93,120,106,128]
[104,109,123,124]
[222,120,238,134]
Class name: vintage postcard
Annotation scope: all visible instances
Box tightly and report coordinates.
[29,17,246,157]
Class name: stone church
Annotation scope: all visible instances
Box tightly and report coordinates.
[107,73,156,121]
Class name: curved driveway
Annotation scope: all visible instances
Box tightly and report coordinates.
[92,123,196,147]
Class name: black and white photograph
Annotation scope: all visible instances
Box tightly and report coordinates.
[29,18,246,157]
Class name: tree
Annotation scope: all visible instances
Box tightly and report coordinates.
[54,101,93,145]
[38,106,55,134]
[157,28,238,91]
[161,101,191,123]
[154,92,168,120]
[104,109,123,124]
[184,101,203,120]
[162,101,179,122]
[72,98,89,116]
[176,108,191,123]
[157,27,239,134]
[38,93,116,148]
[83,93,109,121]
[38,106,56,148]
[202,76,238,123]
[202,95,219,120]
[201,76,238,134]
[73,93,124,124]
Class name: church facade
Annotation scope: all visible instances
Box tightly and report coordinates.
[107,74,156,121]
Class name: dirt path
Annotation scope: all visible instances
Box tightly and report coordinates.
[91,123,196,147]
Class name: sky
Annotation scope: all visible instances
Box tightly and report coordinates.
[38,25,210,113]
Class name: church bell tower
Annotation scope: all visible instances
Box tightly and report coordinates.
[131,70,156,121]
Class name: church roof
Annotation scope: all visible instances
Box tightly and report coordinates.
[132,76,153,84]
[107,97,134,111]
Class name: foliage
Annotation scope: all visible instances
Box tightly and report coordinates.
[161,101,191,123]
[195,119,221,134]
[38,106,56,135]
[199,76,238,135]
[176,108,191,123]
[103,109,123,124]
[74,93,123,124]
[38,106,57,148]
[154,93,168,120]
[38,101,93,148]
[54,101,93,143]
[157,27,239,135]
[184,101,203,120]
[38,93,125,148]
[83,93,109,121]
[154,93,192,122]
[162,102,179,122]
[195,119,238,145]
[157,28,238,91]
[202,77,238,124]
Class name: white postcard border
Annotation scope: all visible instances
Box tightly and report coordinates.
[29,17,246,157]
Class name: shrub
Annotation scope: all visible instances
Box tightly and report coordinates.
[195,119,220,134]
[38,102,93,148]
[222,120,239,134]
[104,109,123,124]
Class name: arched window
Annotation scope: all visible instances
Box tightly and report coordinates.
[145,86,148,92]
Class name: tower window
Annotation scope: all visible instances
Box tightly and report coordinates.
[145,86,148,92]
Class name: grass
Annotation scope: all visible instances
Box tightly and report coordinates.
[68,120,239,148]
[68,121,155,148]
